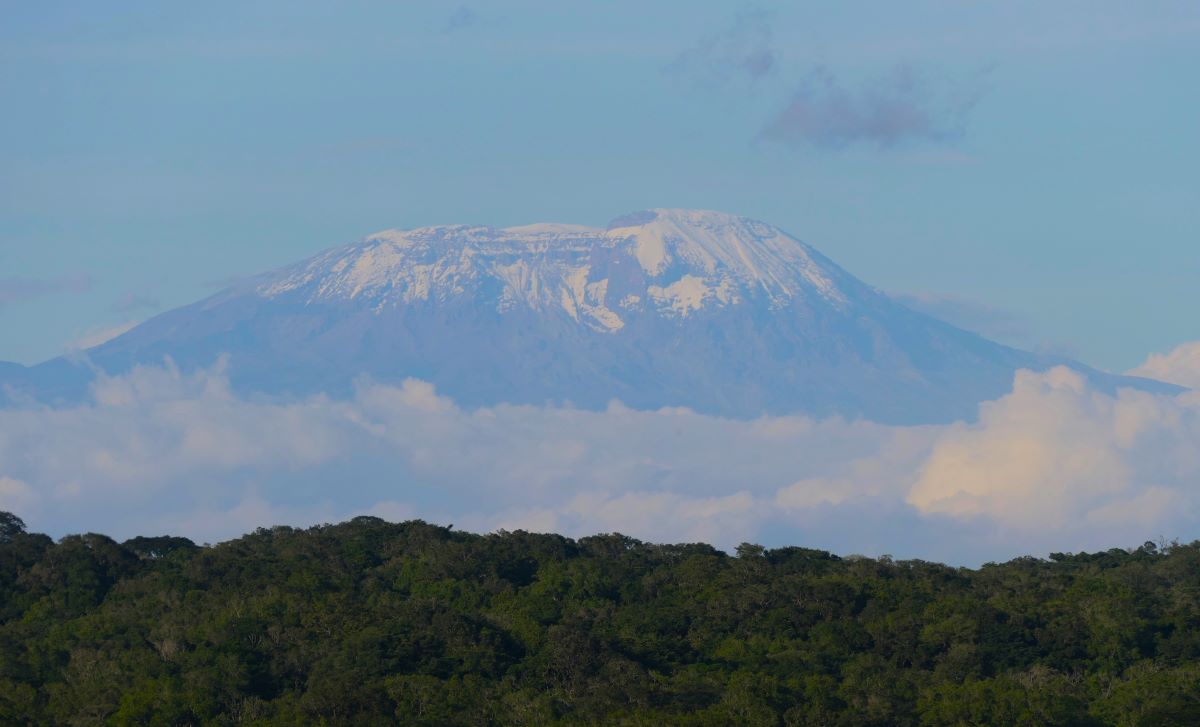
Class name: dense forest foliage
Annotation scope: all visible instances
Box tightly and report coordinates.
[1,510,1199,725]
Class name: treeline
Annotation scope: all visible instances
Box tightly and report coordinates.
[1,510,1199,725]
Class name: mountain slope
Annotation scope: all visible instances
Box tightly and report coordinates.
[4,209,1176,423]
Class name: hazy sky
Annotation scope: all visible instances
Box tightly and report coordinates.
[2,1,1198,371]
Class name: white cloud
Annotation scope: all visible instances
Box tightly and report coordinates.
[0,476,38,513]
[2,358,1200,563]
[485,490,766,547]
[153,493,343,544]
[1127,341,1200,389]
[908,367,1200,547]
[68,320,140,351]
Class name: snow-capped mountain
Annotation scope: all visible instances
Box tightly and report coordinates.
[258,210,856,329]
[1,209,1176,423]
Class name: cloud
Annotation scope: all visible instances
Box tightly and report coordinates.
[0,274,92,309]
[759,66,986,149]
[3,359,1199,564]
[0,361,914,553]
[68,321,140,351]
[0,476,37,514]
[892,291,1030,343]
[890,366,1200,559]
[1127,341,1200,388]
[893,291,1085,358]
[155,493,345,545]
[443,6,476,35]
[908,368,1200,535]
[111,292,161,313]
[668,8,777,86]
[487,490,765,548]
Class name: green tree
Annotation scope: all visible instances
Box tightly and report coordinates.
[0,511,25,543]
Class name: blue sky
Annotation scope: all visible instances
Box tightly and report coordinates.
[2,0,1198,370]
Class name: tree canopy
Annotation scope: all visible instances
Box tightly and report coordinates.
[1,511,1198,725]
[0,509,25,543]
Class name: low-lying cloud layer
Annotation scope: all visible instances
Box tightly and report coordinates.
[2,350,1198,565]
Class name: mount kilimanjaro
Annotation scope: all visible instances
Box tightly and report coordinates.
[0,209,1174,423]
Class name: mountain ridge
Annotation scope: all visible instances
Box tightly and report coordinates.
[0,209,1180,423]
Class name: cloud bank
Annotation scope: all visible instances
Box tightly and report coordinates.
[2,353,1199,564]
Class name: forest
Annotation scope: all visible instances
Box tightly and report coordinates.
[1,510,1199,725]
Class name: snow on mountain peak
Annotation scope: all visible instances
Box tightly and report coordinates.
[604,209,840,297]
[256,209,854,330]
[501,222,602,236]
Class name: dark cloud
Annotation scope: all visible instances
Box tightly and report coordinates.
[442,5,475,35]
[668,8,777,86]
[0,274,91,309]
[760,66,986,149]
[111,292,161,313]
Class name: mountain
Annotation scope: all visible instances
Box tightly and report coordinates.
[1,209,1176,423]
[0,361,28,388]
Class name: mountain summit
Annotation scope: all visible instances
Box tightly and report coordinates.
[256,209,856,331]
[2,210,1173,423]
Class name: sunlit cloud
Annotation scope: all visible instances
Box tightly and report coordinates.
[908,367,1200,534]
[1127,341,1200,389]
[4,354,1200,564]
